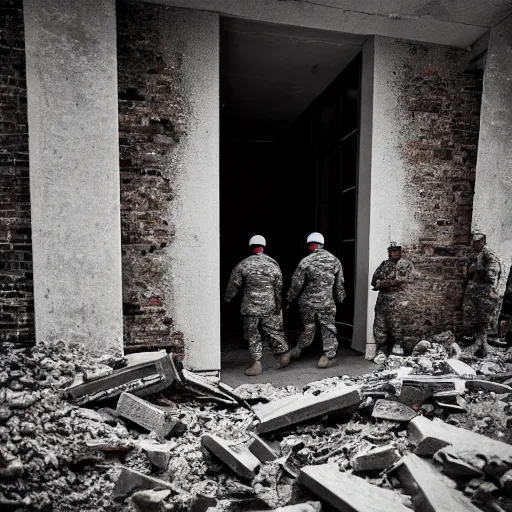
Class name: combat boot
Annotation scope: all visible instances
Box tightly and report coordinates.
[391,345,404,356]
[287,346,302,360]
[460,341,480,360]
[373,350,387,365]
[275,352,291,368]
[479,333,492,357]
[245,361,262,376]
[318,355,337,368]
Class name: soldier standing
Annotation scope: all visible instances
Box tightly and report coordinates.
[371,242,414,364]
[224,235,290,376]
[286,232,345,368]
[461,232,501,358]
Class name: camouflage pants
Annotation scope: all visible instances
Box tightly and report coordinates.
[373,293,405,349]
[463,283,498,332]
[244,314,289,362]
[297,306,338,359]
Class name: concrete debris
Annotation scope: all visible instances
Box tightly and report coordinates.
[202,434,261,481]
[113,467,174,499]
[67,350,179,405]
[272,502,322,512]
[300,464,412,511]
[350,444,400,472]
[130,489,171,512]
[248,432,279,463]
[399,377,465,406]
[390,454,481,511]
[83,364,113,382]
[372,399,417,422]
[253,386,362,434]
[181,369,238,406]
[412,340,432,355]
[442,359,476,377]
[137,440,173,470]
[433,447,484,478]
[465,379,512,394]
[116,392,180,438]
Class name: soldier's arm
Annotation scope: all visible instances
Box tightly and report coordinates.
[335,260,346,303]
[224,264,243,302]
[395,260,414,285]
[287,262,306,303]
[274,267,283,311]
[485,252,501,290]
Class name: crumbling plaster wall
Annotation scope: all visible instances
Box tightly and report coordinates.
[118,2,220,371]
[472,13,512,295]
[0,0,33,344]
[366,37,483,357]
[24,0,123,355]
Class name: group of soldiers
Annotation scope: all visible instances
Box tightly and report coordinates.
[225,231,510,376]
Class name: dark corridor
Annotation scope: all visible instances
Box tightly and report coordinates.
[220,18,363,354]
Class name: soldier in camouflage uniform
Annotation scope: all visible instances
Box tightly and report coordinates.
[461,232,501,358]
[371,243,414,365]
[224,235,290,376]
[286,232,345,369]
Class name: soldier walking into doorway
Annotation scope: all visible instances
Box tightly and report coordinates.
[371,242,414,365]
[461,232,501,359]
[224,235,290,376]
[286,232,345,368]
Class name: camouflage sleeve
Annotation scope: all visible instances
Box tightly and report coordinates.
[335,260,346,303]
[274,267,283,311]
[224,264,243,302]
[485,251,501,289]
[287,262,306,303]
[371,262,384,289]
[396,260,414,283]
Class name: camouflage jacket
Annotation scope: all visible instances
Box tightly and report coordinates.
[224,254,283,316]
[467,246,501,289]
[287,249,345,310]
[371,258,414,294]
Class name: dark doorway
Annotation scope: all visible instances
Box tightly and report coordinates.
[220,18,363,356]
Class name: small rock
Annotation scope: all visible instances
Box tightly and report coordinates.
[0,407,11,423]
[500,469,512,497]
[372,399,417,422]
[73,408,106,423]
[137,441,173,470]
[351,444,400,472]
[19,422,36,436]
[412,340,431,355]
[0,459,23,479]
[83,364,113,382]
[131,489,171,512]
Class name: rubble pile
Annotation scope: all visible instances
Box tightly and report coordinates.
[2,334,512,511]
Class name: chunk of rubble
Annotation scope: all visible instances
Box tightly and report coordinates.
[113,467,174,499]
[372,399,417,422]
[117,392,179,438]
[248,433,279,463]
[202,434,260,481]
[137,440,173,470]
[300,464,412,511]
[351,444,400,472]
[66,351,179,405]
[181,370,238,406]
[465,379,512,394]
[442,359,476,378]
[83,364,113,382]
[389,454,481,511]
[131,489,171,512]
[273,503,322,512]
[253,386,361,434]
[433,447,484,479]
[399,377,465,406]
[500,469,512,497]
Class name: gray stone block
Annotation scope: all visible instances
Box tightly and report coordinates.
[350,444,400,472]
[248,433,279,463]
[372,399,417,422]
[137,440,173,470]
[113,467,173,499]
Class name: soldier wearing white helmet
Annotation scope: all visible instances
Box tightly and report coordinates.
[286,232,346,368]
[224,235,290,376]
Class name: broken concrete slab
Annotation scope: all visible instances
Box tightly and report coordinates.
[117,392,178,438]
[433,447,484,479]
[273,503,322,512]
[389,454,481,512]
[350,444,400,472]
[131,489,171,512]
[113,467,174,499]
[181,370,237,406]
[300,464,411,512]
[465,380,512,394]
[442,359,476,378]
[372,399,417,422]
[202,434,260,481]
[253,386,361,434]
[399,377,465,407]
[408,416,457,456]
[435,401,466,413]
[137,440,173,470]
[67,351,179,405]
[248,433,279,463]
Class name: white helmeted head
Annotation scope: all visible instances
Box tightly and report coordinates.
[306,232,324,245]
[249,235,266,247]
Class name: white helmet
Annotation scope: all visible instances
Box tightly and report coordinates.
[249,235,266,247]
[307,232,324,245]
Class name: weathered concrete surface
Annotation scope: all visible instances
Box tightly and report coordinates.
[248,433,279,463]
[23,0,123,355]
[473,14,512,296]
[113,467,174,499]
[300,463,412,511]
[372,399,417,422]
[137,441,173,470]
[351,444,400,472]
[390,454,481,512]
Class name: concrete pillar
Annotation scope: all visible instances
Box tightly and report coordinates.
[164,11,220,372]
[472,14,512,290]
[24,0,123,354]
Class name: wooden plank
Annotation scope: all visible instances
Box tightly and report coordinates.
[390,454,481,512]
[300,464,411,512]
[253,387,361,434]
[202,434,260,481]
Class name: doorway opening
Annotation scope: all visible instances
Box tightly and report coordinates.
[220,18,364,374]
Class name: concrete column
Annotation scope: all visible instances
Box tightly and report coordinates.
[164,11,220,371]
[472,14,512,290]
[24,0,123,354]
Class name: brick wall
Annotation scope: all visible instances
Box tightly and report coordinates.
[117,1,188,359]
[391,44,483,348]
[0,0,34,344]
